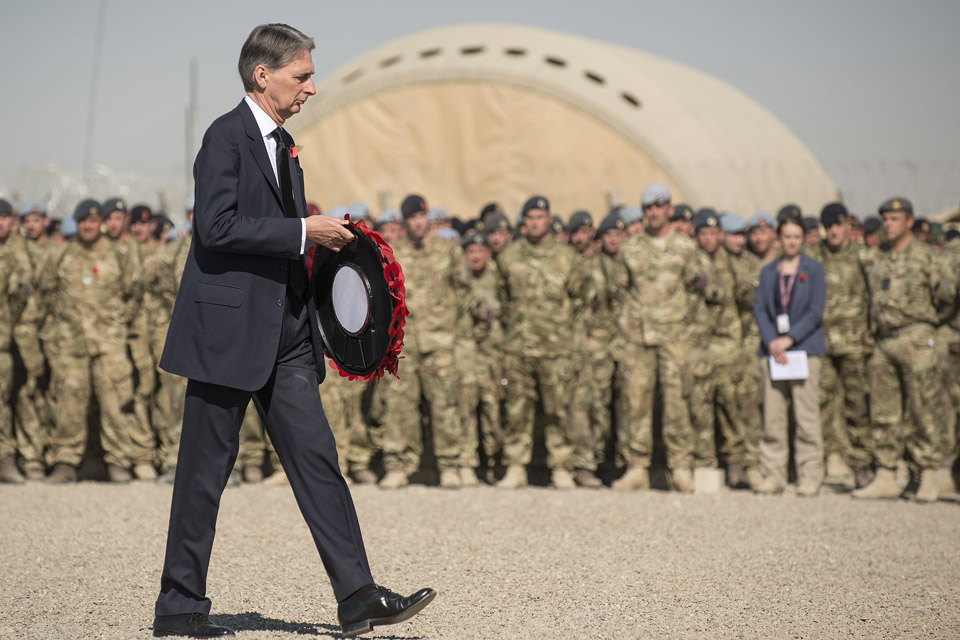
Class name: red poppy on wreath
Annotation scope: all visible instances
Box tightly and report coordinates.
[92,266,99,276]
[799,273,807,282]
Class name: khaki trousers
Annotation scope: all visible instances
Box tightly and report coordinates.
[759,355,823,487]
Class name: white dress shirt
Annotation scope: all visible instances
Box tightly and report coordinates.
[243,95,306,255]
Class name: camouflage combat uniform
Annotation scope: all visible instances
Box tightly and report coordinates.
[382,234,469,475]
[496,236,592,472]
[810,241,872,472]
[614,231,725,472]
[935,241,960,461]
[37,236,143,470]
[863,238,958,471]
[0,238,31,465]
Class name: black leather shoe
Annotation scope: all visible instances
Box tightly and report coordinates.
[153,612,234,637]
[337,584,436,637]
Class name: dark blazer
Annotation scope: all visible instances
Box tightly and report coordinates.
[754,253,827,357]
[159,100,325,391]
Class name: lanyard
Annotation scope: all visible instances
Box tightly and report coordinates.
[777,265,798,314]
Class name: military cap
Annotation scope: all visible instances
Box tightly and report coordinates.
[0,198,12,216]
[862,216,882,235]
[641,183,671,207]
[451,218,471,235]
[347,202,370,220]
[462,229,489,247]
[550,215,565,234]
[802,216,819,232]
[428,207,447,224]
[485,211,511,232]
[521,195,550,217]
[878,197,912,215]
[102,197,127,214]
[479,202,504,220]
[619,205,644,225]
[400,194,428,218]
[720,213,746,234]
[777,204,802,222]
[944,229,960,243]
[375,209,402,227]
[434,227,460,242]
[60,216,77,237]
[849,217,861,229]
[73,199,102,221]
[567,210,594,233]
[693,208,720,231]
[748,211,776,229]
[19,200,46,217]
[130,205,154,223]
[911,218,930,234]
[327,205,349,220]
[46,219,61,234]
[670,203,695,222]
[820,202,848,228]
[597,212,625,235]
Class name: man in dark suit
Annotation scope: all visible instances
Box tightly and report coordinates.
[152,24,434,638]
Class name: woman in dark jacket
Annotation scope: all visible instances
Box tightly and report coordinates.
[753,214,827,496]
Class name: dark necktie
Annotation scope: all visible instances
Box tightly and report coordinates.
[272,128,309,301]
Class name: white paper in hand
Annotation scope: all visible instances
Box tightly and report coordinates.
[769,351,809,381]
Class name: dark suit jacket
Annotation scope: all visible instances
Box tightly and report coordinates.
[754,253,827,357]
[160,100,325,391]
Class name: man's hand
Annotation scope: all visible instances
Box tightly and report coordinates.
[769,336,795,365]
[305,216,355,252]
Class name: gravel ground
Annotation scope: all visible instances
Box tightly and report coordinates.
[2,481,958,639]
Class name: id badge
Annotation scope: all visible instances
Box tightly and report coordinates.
[776,314,790,334]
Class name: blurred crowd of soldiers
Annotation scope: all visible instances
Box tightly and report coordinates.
[1,185,958,502]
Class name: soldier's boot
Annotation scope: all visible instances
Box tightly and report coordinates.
[226,468,243,487]
[352,468,379,485]
[0,456,25,484]
[134,463,158,480]
[612,466,649,492]
[551,468,576,489]
[157,467,176,485]
[573,468,603,488]
[459,467,479,487]
[851,468,899,499]
[937,465,957,496]
[243,465,264,483]
[745,466,764,490]
[795,479,822,497]
[45,463,77,484]
[439,468,461,489]
[669,468,695,493]
[753,476,784,495]
[914,469,939,503]
[379,469,409,489]
[21,462,46,482]
[107,464,133,483]
[853,467,874,489]
[726,463,747,489]
[825,453,853,482]
[496,464,527,489]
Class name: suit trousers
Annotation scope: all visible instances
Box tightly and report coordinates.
[155,288,373,617]
[759,355,824,487]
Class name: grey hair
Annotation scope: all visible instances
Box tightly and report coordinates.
[238,23,315,92]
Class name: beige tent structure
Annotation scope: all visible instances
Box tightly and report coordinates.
[931,203,960,224]
[289,23,839,221]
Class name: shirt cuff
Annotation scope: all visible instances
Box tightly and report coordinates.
[300,219,307,255]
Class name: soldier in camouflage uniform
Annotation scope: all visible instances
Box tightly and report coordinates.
[939,235,960,490]
[568,212,624,486]
[38,200,143,483]
[689,210,761,487]
[0,200,32,483]
[496,196,594,489]
[379,194,469,489]
[853,197,959,503]
[322,369,376,484]
[612,185,726,493]
[808,203,873,487]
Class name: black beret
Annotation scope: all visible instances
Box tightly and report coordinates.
[479,202,504,220]
[550,216,564,234]
[102,197,127,214]
[567,210,593,233]
[400,194,427,218]
[820,202,848,228]
[878,197,913,215]
[862,216,882,234]
[130,205,154,223]
[484,211,511,232]
[944,229,960,243]
[777,204,802,222]
[912,218,930,233]
[46,219,61,234]
[74,199,102,221]
[461,229,489,248]
[521,195,550,216]
[597,212,626,235]
[0,198,12,216]
[802,216,819,232]
[670,204,695,222]
[693,208,720,231]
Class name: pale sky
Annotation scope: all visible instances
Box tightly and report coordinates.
[2,0,958,218]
